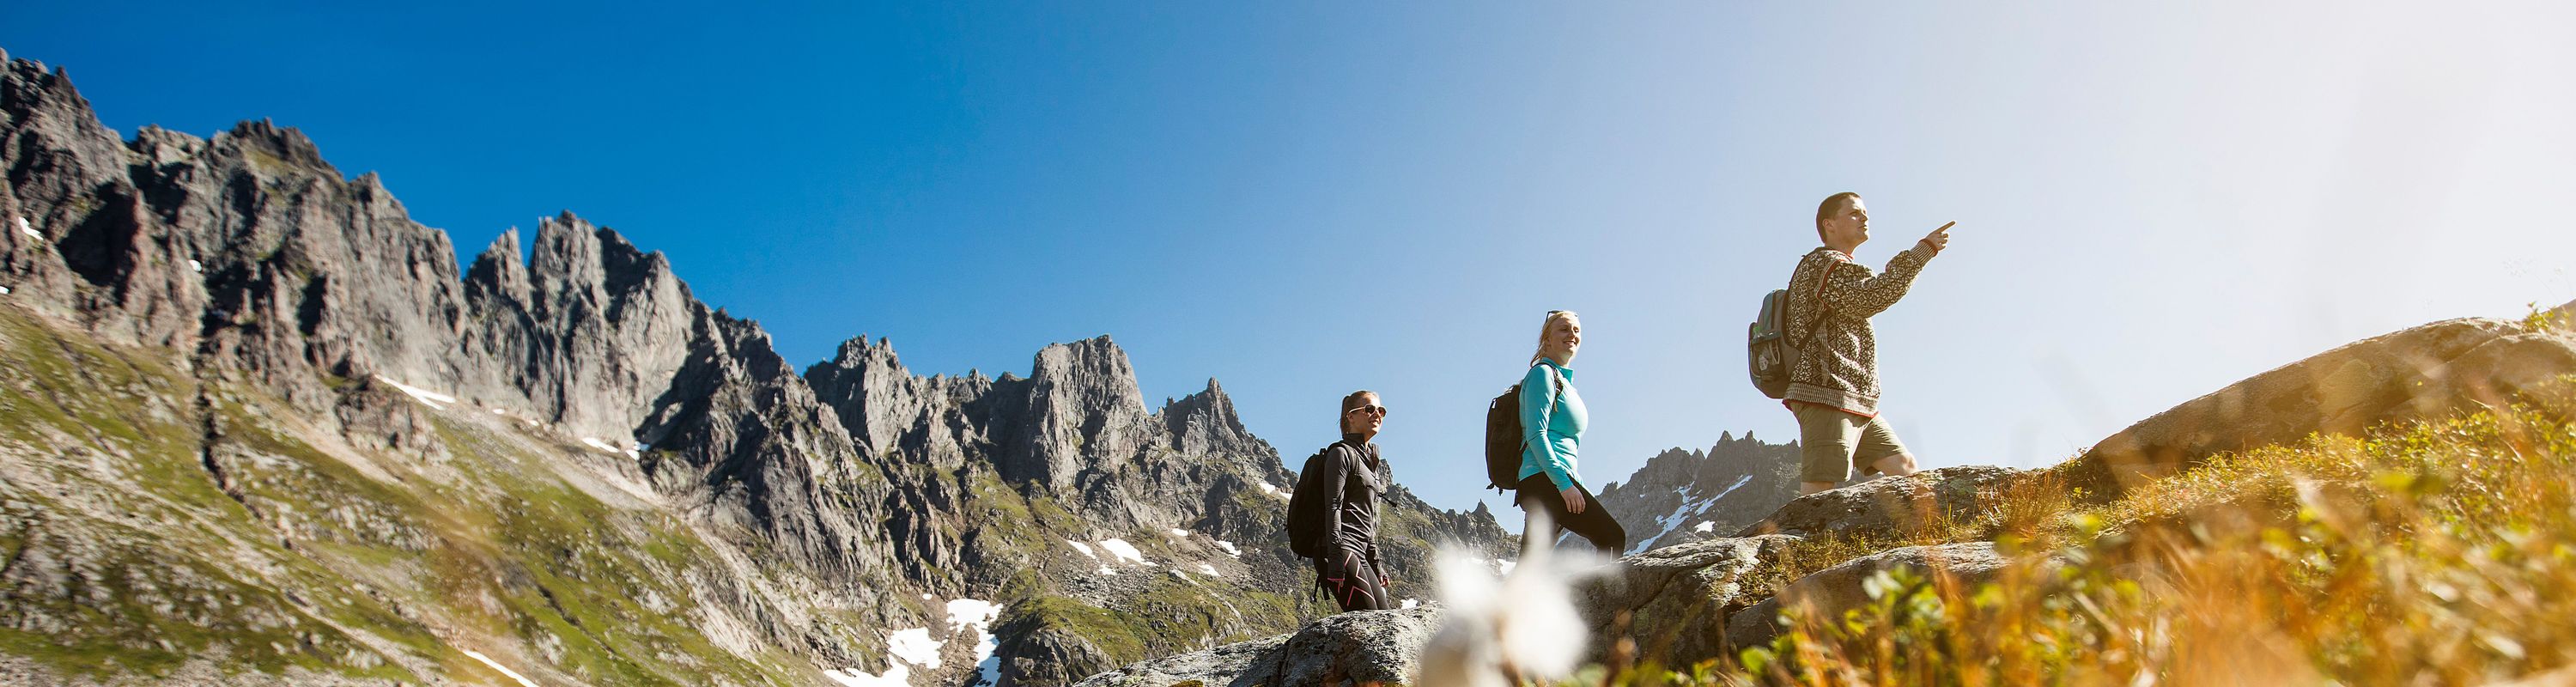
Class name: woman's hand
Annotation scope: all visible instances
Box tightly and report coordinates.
[1561,486,1587,514]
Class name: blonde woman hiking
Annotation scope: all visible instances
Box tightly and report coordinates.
[1515,310,1626,556]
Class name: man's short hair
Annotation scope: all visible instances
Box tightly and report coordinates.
[1815,192,1861,241]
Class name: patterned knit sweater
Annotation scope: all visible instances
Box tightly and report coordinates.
[1783,246,1931,416]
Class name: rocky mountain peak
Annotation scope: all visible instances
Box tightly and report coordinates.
[1,51,94,128]
[1589,435,1803,555]
[997,335,1151,489]
[526,212,677,307]
[215,119,333,175]
[1030,335,1145,405]
[1157,378,1252,453]
[805,333,936,459]
[464,228,529,301]
[128,125,206,165]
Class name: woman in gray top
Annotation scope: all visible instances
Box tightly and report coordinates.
[1313,390,1393,611]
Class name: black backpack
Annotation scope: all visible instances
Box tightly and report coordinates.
[1748,261,1838,399]
[1285,442,1349,558]
[1483,363,1561,492]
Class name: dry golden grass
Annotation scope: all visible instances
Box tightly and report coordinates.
[1566,379,2576,687]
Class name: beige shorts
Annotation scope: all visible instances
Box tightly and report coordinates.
[1794,403,1911,484]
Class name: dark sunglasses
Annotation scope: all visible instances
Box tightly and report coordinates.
[1345,404,1388,416]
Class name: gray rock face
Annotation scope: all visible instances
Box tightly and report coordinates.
[1735,465,2026,541]
[641,313,897,598]
[800,333,1511,685]
[459,214,703,443]
[1589,432,1802,555]
[1578,535,1798,666]
[1723,542,2027,650]
[1074,607,1443,687]
[1072,634,1291,687]
[998,337,1152,491]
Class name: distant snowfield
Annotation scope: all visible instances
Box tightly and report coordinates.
[1097,538,1148,566]
[461,649,539,687]
[826,598,1004,687]
[374,375,454,410]
[824,664,908,687]
[1629,475,1754,554]
[1212,539,1242,557]
[887,628,942,668]
[947,599,1004,686]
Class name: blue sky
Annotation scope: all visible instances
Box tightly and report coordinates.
[7,2,2573,521]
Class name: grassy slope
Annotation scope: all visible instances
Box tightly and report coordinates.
[0,304,811,684]
[1573,378,2576,683]
[0,297,1427,684]
[979,466,1328,671]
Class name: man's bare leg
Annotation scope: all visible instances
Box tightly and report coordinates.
[1872,453,1919,477]
[1800,481,1836,495]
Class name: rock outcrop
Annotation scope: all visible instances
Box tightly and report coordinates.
[1073,607,1443,687]
[2066,316,2576,494]
[1735,465,2025,540]
[1578,535,1799,665]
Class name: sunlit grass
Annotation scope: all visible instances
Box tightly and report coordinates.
[1562,378,2576,686]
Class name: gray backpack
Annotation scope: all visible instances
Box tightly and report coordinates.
[1747,261,1837,398]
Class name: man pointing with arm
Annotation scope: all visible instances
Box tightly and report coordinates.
[1783,192,1952,495]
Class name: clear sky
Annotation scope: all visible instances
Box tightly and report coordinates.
[7,2,2572,521]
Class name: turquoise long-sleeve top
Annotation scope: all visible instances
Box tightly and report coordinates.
[1517,359,1587,491]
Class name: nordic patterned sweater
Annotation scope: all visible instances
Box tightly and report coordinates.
[1783,246,1932,416]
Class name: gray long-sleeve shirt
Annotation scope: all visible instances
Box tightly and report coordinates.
[1316,435,1389,576]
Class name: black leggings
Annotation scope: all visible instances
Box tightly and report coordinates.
[1516,475,1628,557]
[1314,547,1390,611]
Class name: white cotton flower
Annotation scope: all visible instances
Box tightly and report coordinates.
[1415,512,1613,687]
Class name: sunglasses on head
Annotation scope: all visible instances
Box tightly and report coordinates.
[1346,404,1388,416]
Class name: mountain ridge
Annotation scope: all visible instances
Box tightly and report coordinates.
[0,48,1511,686]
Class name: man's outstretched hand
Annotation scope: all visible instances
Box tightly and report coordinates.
[1916,222,1954,256]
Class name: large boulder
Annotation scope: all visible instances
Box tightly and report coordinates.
[1735,465,2026,540]
[1578,535,1798,666]
[1071,633,1290,687]
[2066,315,2576,494]
[1723,542,2026,649]
[1074,607,1442,687]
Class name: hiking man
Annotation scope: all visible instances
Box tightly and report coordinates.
[1783,192,1951,495]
